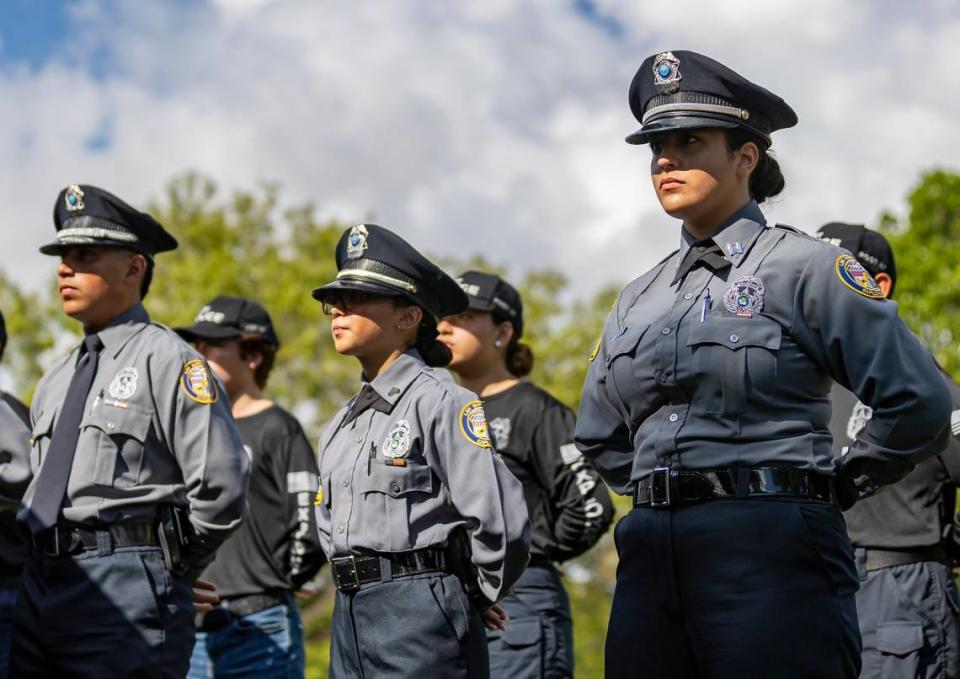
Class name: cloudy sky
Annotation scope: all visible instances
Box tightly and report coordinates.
[1,0,958,299]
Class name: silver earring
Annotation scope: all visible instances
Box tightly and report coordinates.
[494,340,502,348]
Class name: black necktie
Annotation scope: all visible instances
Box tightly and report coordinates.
[670,240,731,286]
[343,384,392,425]
[27,334,103,534]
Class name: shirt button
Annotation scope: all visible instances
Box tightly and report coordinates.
[669,414,679,422]
[355,436,363,444]
[659,373,671,383]
[729,334,740,343]
[683,292,693,300]
[107,422,116,430]
[337,526,345,534]
[390,482,401,493]
[661,328,671,335]
[342,479,350,487]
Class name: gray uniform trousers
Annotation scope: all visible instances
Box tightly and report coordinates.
[855,549,960,679]
[330,571,488,678]
[486,564,573,678]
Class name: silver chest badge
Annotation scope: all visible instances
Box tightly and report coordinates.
[346,224,369,260]
[723,275,765,317]
[383,419,412,459]
[652,51,681,93]
[108,367,139,400]
[65,185,85,212]
[489,417,511,449]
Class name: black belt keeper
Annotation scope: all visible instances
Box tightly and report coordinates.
[331,548,449,593]
[634,466,835,509]
[32,523,159,558]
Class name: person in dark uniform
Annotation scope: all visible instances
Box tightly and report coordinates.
[6,184,250,678]
[177,296,326,678]
[0,310,30,679]
[312,224,531,678]
[574,51,953,679]
[438,270,614,678]
[818,222,960,679]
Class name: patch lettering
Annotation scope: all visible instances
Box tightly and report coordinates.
[835,254,884,299]
[459,400,492,449]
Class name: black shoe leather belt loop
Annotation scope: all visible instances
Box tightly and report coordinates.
[331,548,449,593]
[862,544,947,572]
[634,466,835,509]
[32,523,158,557]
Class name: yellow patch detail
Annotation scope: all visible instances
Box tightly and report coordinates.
[459,400,492,449]
[313,487,324,506]
[179,359,219,405]
[588,335,602,362]
[834,254,884,300]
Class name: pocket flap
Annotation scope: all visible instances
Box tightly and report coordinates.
[876,621,924,656]
[686,316,781,351]
[82,404,152,442]
[502,619,542,648]
[30,409,56,441]
[604,325,649,367]
[358,463,434,498]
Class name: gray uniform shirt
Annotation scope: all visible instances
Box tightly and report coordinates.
[575,202,951,500]
[22,304,249,548]
[0,399,31,509]
[315,350,531,602]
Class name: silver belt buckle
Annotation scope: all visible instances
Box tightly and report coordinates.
[650,467,673,508]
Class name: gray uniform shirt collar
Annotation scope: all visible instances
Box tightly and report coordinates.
[677,200,767,267]
[360,348,427,410]
[91,303,151,359]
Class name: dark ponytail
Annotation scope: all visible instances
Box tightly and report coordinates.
[504,336,534,377]
[725,128,785,204]
[415,318,453,368]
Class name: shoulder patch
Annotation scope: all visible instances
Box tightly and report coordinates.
[179,359,219,404]
[835,254,884,299]
[459,400,492,449]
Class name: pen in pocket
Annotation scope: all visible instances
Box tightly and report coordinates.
[367,442,376,475]
[701,287,712,323]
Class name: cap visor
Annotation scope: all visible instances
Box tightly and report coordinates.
[625,115,741,145]
[311,278,407,302]
[174,323,242,342]
[39,238,151,256]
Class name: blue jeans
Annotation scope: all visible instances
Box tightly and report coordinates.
[0,587,17,679]
[189,598,305,679]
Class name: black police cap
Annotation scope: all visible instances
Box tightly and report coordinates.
[40,184,177,258]
[817,222,896,292]
[312,224,468,320]
[456,271,524,338]
[175,295,279,347]
[626,50,797,146]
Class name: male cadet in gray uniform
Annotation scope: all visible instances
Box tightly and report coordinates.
[6,184,250,678]
[819,222,960,679]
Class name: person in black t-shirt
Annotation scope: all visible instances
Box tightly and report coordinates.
[0,309,29,679]
[818,223,960,679]
[438,271,615,678]
[177,296,325,679]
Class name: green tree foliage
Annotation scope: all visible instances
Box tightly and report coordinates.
[0,271,58,403]
[881,170,960,374]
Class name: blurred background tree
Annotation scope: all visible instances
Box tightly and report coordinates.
[3,168,956,677]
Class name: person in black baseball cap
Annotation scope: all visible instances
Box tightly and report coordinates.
[817,222,897,297]
[440,272,614,678]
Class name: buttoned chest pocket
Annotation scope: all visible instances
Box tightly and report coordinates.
[605,325,651,406]
[686,316,781,415]
[80,403,153,487]
[357,461,435,551]
[29,409,57,472]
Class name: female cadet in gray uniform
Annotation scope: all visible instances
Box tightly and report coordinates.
[439,270,614,678]
[311,224,531,678]
[574,51,953,679]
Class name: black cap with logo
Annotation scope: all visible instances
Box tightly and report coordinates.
[456,271,524,338]
[175,296,279,347]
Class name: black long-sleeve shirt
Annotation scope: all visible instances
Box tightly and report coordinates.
[829,369,960,552]
[482,382,614,563]
[201,404,325,598]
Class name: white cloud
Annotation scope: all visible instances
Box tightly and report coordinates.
[0,0,958,305]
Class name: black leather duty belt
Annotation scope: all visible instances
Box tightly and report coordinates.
[860,545,947,573]
[331,549,449,593]
[634,466,835,509]
[32,524,159,558]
